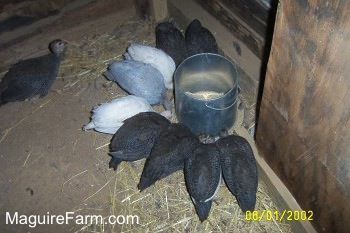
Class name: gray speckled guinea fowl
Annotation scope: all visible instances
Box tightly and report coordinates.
[184,143,221,221]
[109,112,170,171]
[215,134,258,212]
[155,21,188,67]
[138,123,200,191]
[185,19,218,57]
[0,39,66,106]
[104,60,166,106]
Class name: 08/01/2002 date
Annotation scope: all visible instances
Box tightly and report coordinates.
[245,210,313,221]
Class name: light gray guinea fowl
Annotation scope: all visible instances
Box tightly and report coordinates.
[184,143,221,221]
[104,60,168,107]
[215,135,258,212]
[123,43,175,90]
[155,21,188,67]
[0,39,66,106]
[138,123,200,191]
[185,19,218,57]
[109,112,170,171]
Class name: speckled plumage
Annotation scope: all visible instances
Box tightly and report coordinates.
[104,60,166,105]
[0,39,66,106]
[184,143,221,221]
[138,123,200,191]
[185,19,218,57]
[109,112,170,171]
[215,135,258,212]
[155,21,188,67]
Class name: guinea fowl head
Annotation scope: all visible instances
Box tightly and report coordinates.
[156,21,175,31]
[49,39,67,55]
[188,19,202,30]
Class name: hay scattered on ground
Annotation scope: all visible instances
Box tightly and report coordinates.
[56,17,291,233]
[58,18,157,96]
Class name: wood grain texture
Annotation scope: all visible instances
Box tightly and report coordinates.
[236,127,316,233]
[149,0,168,22]
[256,1,350,232]
[168,0,262,82]
[193,0,276,59]
[0,0,133,70]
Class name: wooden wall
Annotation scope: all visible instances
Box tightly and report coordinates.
[256,1,350,232]
[0,0,133,70]
[194,0,276,59]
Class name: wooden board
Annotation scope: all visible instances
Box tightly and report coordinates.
[193,0,276,59]
[168,0,262,83]
[256,1,350,232]
[0,0,134,70]
[236,127,316,233]
[149,0,168,22]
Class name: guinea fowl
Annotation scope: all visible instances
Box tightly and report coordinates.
[185,19,218,57]
[124,43,176,89]
[138,123,200,191]
[0,39,66,106]
[155,21,188,67]
[184,143,221,221]
[104,60,168,107]
[215,134,258,212]
[109,112,170,170]
[83,95,154,134]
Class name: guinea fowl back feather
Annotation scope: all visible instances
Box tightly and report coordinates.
[109,112,170,171]
[0,39,65,106]
[123,43,176,89]
[185,19,218,57]
[184,143,221,221]
[83,95,154,134]
[138,123,200,191]
[104,60,166,105]
[155,21,188,67]
[216,135,258,212]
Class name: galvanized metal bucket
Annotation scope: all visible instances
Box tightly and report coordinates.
[174,53,238,136]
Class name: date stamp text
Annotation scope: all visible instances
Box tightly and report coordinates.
[245,210,313,221]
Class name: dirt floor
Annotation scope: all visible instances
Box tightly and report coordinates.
[0,1,140,232]
[0,1,293,233]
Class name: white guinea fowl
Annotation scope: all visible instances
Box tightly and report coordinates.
[83,95,154,134]
[124,43,176,89]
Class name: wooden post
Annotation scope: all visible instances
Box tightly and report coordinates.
[256,1,350,232]
[149,0,168,22]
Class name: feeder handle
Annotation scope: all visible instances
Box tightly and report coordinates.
[205,97,238,111]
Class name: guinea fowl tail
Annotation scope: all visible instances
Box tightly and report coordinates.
[103,70,115,81]
[137,177,152,191]
[109,157,122,171]
[109,151,144,161]
[0,93,6,107]
[194,200,212,222]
